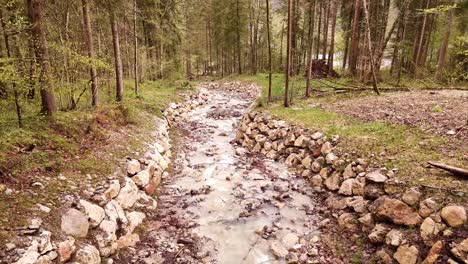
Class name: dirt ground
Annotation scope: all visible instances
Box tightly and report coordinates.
[325,90,468,141]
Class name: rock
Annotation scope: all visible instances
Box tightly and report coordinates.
[132,169,151,188]
[422,241,443,264]
[402,187,422,206]
[61,209,90,238]
[364,183,385,199]
[450,238,467,263]
[115,178,139,209]
[324,171,341,191]
[441,205,467,227]
[270,241,288,259]
[286,252,298,263]
[58,238,76,263]
[311,132,323,140]
[358,213,375,229]
[37,204,51,213]
[117,233,140,249]
[281,233,299,249]
[75,245,100,264]
[346,196,369,213]
[385,229,403,246]
[125,211,146,235]
[420,217,439,241]
[104,180,121,201]
[368,224,390,244]
[376,249,393,264]
[15,241,40,264]
[311,161,322,173]
[144,173,161,196]
[372,196,422,226]
[99,220,118,242]
[325,195,347,210]
[352,176,366,196]
[29,218,43,230]
[302,156,312,167]
[394,244,419,264]
[321,142,333,155]
[338,213,358,231]
[311,175,323,188]
[343,164,356,179]
[38,231,54,254]
[79,200,105,228]
[127,159,141,176]
[366,170,388,183]
[235,147,247,156]
[338,179,354,196]
[419,198,438,218]
[325,153,337,165]
[5,243,16,251]
[294,135,307,147]
[104,200,128,226]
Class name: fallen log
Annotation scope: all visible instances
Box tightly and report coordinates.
[428,161,468,178]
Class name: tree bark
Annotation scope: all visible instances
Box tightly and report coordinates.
[110,11,124,102]
[327,0,337,75]
[362,0,380,95]
[435,9,453,81]
[82,0,98,106]
[285,0,293,107]
[266,0,272,103]
[305,0,315,97]
[133,0,139,94]
[27,0,57,115]
[349,0,361,76]
[236,0,242,75]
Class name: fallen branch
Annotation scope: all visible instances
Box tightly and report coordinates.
[428,161,468,178]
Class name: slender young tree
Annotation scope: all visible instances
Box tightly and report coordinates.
[327,0,337,75]
[110,10,124,102]
[265,0,272,103]
[305,0,315,97]
[436,9,453,81]
[362,0,380,95]
[27,0,57,115]
[82,0,99,106]
[133,0,139,95]
[349,0,360,76]
[285,0,293,107]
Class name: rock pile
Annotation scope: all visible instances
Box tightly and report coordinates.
[235,111,467,264]
[9,88,211,264]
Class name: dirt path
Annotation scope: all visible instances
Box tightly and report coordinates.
[117,84,339,263]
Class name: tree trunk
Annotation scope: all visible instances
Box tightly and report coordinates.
[110,12,124,102]
[285,0,293,107]
[322,1,330,59]
[27,0,57,115]
[349,0,361,76]
[133,0,139,94]
[236,0,242,75]
[315,1,322,59]
[305,0,315,97]
[82,0,99,106]
[362,0,380,95]
[413,0,430,78]
[435,10,453,81]
[266,0,272,103]
[327,0,337,74]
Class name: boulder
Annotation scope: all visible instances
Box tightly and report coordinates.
[375,249,393,264]
[321,142,333,155]
[325,195,347,210]
[394,244,419,264]
[61,209,89,238]
[58,238,76,263]
[302,156,312,167]
[419,198,438,218]
[372,197,422,226]
[364,183,385,199]
[343,164,356,179]
[125,211,146,235]
[270,241,288,259]
[99,220,118,242]
[311,175,323,188]
[352,176,366,196]
[104,200,128,225]
[103,180,121,201]
[117,233,140,249]
[420,217,439,241]
[15,241,40,264]
[75,245,100,264]
[368,224,390,244]
[385,229,403,247]
[132,169,151,188]
[402,187,422,206]
[338,179,354,196]
[450,238,468,263]
[324,172,341,191]
[115,178,139,209]
[79,200,105,228]
[421,241,443,264]
[325,153,337,165]
[366,170,388,183]
[346,196,369,213]
[441,205,467,227]
[127,159,141,176]
[338,213,358,231]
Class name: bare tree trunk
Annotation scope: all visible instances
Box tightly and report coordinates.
[285,0,293,107]
[413,0,430,78]
[435,9,453,81]
[236,0,242,74]
[266,0,273,103]
[362,0,380,95]
[82,0,98,106]
[322,1,330,59]
[349,0,361,76]
[133,0,139,95]
[327,0,337,74]
[27,0,57,115]
[315,1,322,59]
[305,0,315,97]
[110,12,124,102]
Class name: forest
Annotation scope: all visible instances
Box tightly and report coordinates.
[0,0,467,263]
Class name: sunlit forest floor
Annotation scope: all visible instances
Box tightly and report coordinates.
[236,73,467,193]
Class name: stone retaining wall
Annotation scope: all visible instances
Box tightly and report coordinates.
[235,110,467,264]
[10,88,210,264]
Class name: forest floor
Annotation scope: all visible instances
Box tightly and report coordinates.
[0,80,189,243]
